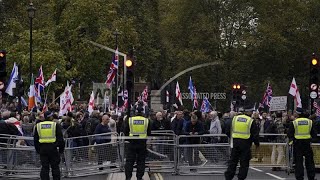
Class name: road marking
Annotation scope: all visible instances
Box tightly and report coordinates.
[158,173,164,180]
[154,173,160,180]
[265,172,285,180]
[249,167,263,172]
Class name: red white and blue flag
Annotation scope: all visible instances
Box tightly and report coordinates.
[188,76,198,109]
[105,47,119,88]
[141,86,148,102]
[259,83,272,108]
[200,96,212,113]
[35,66,45,102]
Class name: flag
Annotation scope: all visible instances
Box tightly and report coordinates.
[5,62,18,96]
[59,82,74,116]
[35,66,45,102]
[260,83,273,108]
[193,86,199,109]
[166,90,169,103]
[105,47,118,88]
[313,101,320,116]
[175,81,183,106]
[121,90,128,110]
[88,91,95,115]
[188,76,198,109]
[45,69,57,87]
[289,77,302,108]
[142,86,148,102]
[200,96,211,113]
[28,74,36,111]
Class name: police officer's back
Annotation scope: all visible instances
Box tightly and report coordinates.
[224,113,260,180]
[124,107,151,180]
[34,111,65,180]
[287,108,317,180]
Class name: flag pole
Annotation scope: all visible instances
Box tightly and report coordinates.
[44,83,51,105]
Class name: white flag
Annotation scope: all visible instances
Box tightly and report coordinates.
[59,82,74,116]
[175,81,183,105]
[88,91,95,115]
[45,69,57,87]
[289,77,302,108]
[5,63,18,96]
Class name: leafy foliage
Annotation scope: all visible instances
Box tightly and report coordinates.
[1,0,319,110]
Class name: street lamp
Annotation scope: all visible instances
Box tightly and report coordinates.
[27,2,36,83]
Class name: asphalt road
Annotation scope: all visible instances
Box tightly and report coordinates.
[5,167,320,180]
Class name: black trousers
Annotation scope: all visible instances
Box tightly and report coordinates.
[39,145,61,180]
[225,140,251,180]
[294,140,315,180]
[125,142,147,180]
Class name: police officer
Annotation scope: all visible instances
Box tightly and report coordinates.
[124,106,151,180]
[287,108,316,180]
[34,111,65,180]
[224,112,260,180]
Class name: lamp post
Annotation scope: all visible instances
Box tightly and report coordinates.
[27,2,36,83]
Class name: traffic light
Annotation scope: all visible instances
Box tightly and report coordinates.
[126,56,134,90]
[232,83,241,104]
[310,53,319,99]
[0,50,7,77]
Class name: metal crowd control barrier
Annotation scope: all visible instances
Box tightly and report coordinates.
[146,131,176,173]
[176,134,229,175]
[0,135,41,179]
[63,132,120,177]
[1,132,320,178]
[250,134,288,169]
[120,130,177,174]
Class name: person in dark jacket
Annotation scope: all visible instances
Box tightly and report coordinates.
[94,114,111,170]
[287,108,316,180]
[34,111,65,180]
[171,111,184,135]
[224,112,260,180]
[124,107,151,180]
[185,114,205,168]
[152,112,171,131]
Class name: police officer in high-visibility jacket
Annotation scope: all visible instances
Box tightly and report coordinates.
[287,108,316,180]
[124,106,151,180]
[34,111,65,180]
[224,112,260,180]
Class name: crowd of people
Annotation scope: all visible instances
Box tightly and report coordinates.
[1,100,320,171]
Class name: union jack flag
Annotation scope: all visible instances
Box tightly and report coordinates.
[259,83,272,108]
[105,47,118,88]
[35,66,45,102]
[313,101,320,116]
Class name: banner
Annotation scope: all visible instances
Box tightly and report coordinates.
[269,96,287,111]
